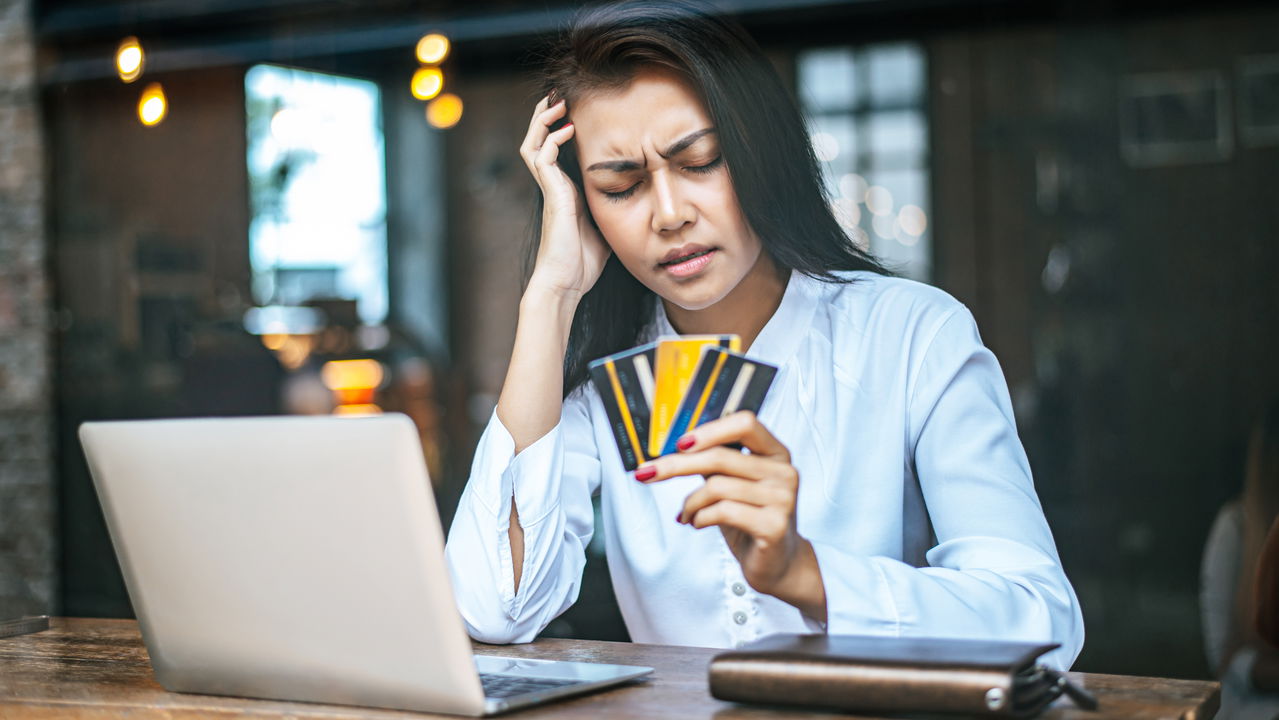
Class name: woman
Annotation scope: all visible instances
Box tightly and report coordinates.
[444,0,1084,669]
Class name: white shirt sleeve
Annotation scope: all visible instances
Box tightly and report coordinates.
[810,306,1086,670]
[443,390,601,644]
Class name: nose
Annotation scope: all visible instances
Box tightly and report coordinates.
[649,170,695,234]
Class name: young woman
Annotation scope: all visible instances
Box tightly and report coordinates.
[444,0,1084,669]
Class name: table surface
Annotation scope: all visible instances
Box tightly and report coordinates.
[0,618,1219,719]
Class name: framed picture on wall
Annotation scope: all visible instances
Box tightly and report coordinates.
[1119,71,1232,167]
[1239,54,1279,147]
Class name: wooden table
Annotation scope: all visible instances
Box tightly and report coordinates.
[0,618,1218,719]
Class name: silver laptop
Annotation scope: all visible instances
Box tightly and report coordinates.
[79,414,652,716]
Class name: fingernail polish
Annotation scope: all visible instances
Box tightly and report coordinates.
[563,121,573,128]
[675,512,684,524]
[635,466,656,481]
[676,435,695,451]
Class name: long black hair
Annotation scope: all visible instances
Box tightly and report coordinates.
[529,0,889,397]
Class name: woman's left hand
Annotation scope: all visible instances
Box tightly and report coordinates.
[635,411,827,622]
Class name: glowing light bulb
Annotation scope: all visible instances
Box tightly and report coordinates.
[137,83,167,126]
[411,67,445,101]
[116,37,144,83]
[426,93,463,129]
[416,33,451,65]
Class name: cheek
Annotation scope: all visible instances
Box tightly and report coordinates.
[585,197,644,258]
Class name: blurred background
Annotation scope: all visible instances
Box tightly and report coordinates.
[1,0,1277,682]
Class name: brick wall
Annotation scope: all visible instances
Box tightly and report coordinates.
[0,0,56,618]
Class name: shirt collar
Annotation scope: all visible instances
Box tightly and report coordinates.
[649,269,816,368]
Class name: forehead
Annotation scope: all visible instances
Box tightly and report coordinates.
[571,69,714,159]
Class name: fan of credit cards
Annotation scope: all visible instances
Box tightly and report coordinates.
[588,335,778,471]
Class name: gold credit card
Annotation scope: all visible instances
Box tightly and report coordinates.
[660,346,779,455]
[649,335,740,457]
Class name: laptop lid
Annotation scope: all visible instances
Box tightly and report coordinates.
[79,414,487,716]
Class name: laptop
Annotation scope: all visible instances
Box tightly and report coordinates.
[79,414,652,716]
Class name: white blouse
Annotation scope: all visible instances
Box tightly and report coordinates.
[444,271,1085,670]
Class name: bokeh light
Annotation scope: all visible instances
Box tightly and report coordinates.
[872,212,897,239]
[411,67,445,101]
[838,173,868,203]
[415,33,451,65]
[830,197,861,229]
[321,359,385,391]
[426,93,463,129]
[137,83,167,126]
[898,204,927,236]
[116,37,144,83]
[811,132,840,162]
[865,185,894,216]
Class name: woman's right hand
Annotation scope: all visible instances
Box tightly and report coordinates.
[519,94,611,300]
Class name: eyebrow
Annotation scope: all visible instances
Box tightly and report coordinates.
[585,128,717,173]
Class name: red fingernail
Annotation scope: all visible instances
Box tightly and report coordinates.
[635,466,656,481]
[563,121,573,128]
[675,512,684,524]
[676,435,695,451]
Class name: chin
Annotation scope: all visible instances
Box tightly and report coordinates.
[658,281,730,312]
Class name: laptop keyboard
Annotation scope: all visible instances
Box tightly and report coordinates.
[478,673,583,699]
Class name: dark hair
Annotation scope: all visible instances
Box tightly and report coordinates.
[529,0,889,396]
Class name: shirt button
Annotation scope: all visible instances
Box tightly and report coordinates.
[733,611,748,625]
[731,582,747,596]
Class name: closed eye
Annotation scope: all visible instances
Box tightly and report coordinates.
[602,183,640,202]
[600,156,722,203]
[685,155,723,174]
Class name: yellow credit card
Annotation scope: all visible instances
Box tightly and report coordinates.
[648,334,740,457]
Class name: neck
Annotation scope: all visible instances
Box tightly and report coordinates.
[663,255,788,352]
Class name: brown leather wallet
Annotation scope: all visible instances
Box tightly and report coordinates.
[708,633,1096,717]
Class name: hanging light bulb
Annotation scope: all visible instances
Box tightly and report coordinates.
[116,36,144,83]
[410,67,444,101]
[138,83,167,126]
[415,33,450,65]
[426,93,463,129]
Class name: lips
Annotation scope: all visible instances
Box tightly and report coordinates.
[659,245,714,266]
[659,247,717,278]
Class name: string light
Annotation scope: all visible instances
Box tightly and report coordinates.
[137,83,167,126]
[426,93,463,129]
[415,33,451,65]
[116,37,144,83]
[411,67,444,101]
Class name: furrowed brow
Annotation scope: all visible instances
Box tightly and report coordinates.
[587,159,643,173]
[585,128,716,173]
[659,128,715,159]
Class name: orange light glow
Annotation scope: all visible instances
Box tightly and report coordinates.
[411,67,445,101]
[260,334,314,370]
[321,359,385,391]
[415,33,451,65]
[426,93,463,129]
[334,404,383,416]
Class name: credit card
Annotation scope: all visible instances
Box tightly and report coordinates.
[588,342,658,471]
[649,334,740,457]
[659,347,778,456]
